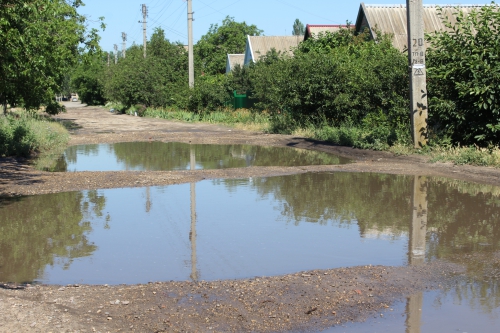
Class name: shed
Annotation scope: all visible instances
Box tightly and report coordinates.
[303,24,350,41]
[226,54,245,74]
[243,35,302,65]
[355,3,490,52]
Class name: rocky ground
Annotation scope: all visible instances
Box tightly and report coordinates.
[1,102,500,332]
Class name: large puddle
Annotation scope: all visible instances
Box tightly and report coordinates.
[46,142,350,171]
[1,172,500,331]
[1,172,499,285]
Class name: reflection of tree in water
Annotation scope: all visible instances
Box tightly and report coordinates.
[223,172,413,227]
[0,190,106,283]
[435,277,500,315]
[110,142,345,171]
[39,144,102,172]
[223,173,500,253]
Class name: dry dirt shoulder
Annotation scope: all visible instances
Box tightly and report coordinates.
[0,104,498,332]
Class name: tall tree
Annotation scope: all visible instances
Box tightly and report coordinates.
[104,28,189,108]
[0,0,103,114]
[195,16,263,75]
[292,18,305,36]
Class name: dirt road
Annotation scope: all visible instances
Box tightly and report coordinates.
[0,103,498,332]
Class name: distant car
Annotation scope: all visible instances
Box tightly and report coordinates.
[72,97,78,102]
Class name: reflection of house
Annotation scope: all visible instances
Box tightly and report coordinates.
[361,227,406,240]
[243,35,302,66]
[304,24,350,41]
[355,3,487,51]
[226,54,245,73]
[230,148,256,166]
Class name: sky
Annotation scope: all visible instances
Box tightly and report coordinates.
[77,0,492,52]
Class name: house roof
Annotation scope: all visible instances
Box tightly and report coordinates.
[226,54,245,72]
[245,35,302,64]
[355,3,492,51]
[304,25,350,41]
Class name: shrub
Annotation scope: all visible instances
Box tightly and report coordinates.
[427,4,500,145]
[0,113,69,157]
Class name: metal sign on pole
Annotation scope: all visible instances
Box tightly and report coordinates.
[407,0,428,148]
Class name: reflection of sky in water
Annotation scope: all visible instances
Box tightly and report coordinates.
[42,180,408,285]
[323,288,500,333]
[3,172,500,332]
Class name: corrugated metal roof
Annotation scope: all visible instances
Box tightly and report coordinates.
[355,3,495,51]
[304,24,350,41]
[247,36,302,62]
[227,54,245,71]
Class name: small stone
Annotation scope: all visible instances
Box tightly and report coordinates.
[107,316,112,320]
[122,301,130,305]
[30,322,36,327]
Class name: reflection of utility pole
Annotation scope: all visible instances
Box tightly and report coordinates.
[145,187,151,213]
[405,175,428,333]
[189,146,198,281]
[409,175,427,265]
[405,293,423,333]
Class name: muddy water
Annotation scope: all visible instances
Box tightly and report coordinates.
[45,142,350,171]
[1,172,500,286]
[2,172,500,331]
[324,284,500,333]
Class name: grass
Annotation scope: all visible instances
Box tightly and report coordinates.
[0,111,70,170]
[142,107,270,132]
[427,145,500,167]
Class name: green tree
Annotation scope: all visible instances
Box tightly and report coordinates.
[104,28,188,108]
[427,3,500,145]
[71,51,107,105]
[0,0,103,114]
[292,18,305,36]
[194,16,263,75]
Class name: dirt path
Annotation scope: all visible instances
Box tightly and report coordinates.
[0,103,499,332]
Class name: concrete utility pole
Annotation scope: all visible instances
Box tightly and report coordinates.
[187,0,194,88]
[407,0,428,148]
[140,4,147,58]
[107,52,110,67]
[113,44,118,64]
[121,32,127,59]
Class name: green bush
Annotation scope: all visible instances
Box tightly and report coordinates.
[243,31,409,130]
[0,113,69,157]
[427,4,500,145]
[187,75,232,113]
